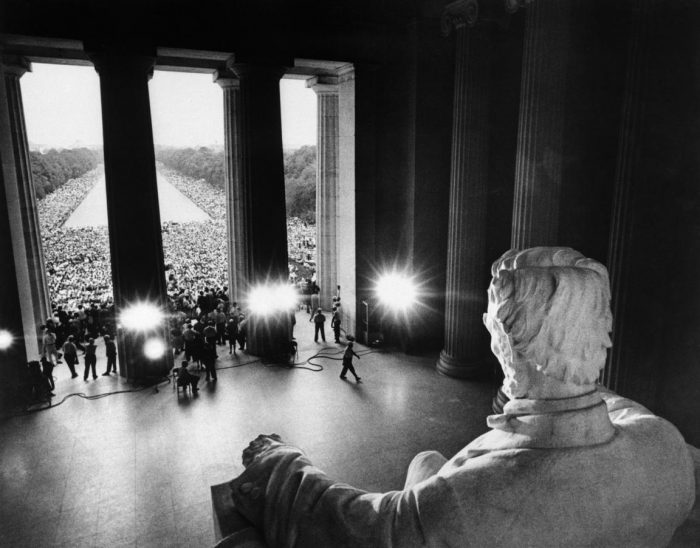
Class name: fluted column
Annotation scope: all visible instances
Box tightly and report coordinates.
[308,76,339,310]
[227,60,290,359]
[0,60,29,410]
[337,65,358,337]
[603,0,650,392]
[511,0,573,248]
[215,72,250,302]
[1,55,51,358]
[437,2,493,378]
[227,62,288,285]
[88,48,171,382]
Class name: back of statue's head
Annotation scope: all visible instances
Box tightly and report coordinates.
[488,247,612,386]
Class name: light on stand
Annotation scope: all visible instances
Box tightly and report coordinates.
[370,270,420,350]
[247,283,296,362]
[120,302,163,331]
[376,271,418,312]
[248,284,297,316]
[143,338,166,360]
[0,329,13,350]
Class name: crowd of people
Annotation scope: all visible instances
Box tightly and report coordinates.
[157,165,226,219]
[287,217,316,282]
[37,165,318,314]
[26,164,326,401]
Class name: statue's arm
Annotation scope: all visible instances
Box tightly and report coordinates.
[229,438,459,548]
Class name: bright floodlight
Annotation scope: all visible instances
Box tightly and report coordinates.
[143,338,166,360]
[0,329,12,350]
[249,284,298,316]
[120,302,163,331]
[276,284,299,311]
[376,272,418,311]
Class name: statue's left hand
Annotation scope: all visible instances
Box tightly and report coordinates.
[242,433,284,468]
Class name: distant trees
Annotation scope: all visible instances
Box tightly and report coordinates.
[156,145,318,223]
[284,145,316,223]
[156,146,225,190]
[30,148,101,200]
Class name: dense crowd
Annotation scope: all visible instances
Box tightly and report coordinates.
[36,165,318,316]
[158,165,226,219]
[287,217,316,282]
[37,165,102,229]
[38,168,112,310]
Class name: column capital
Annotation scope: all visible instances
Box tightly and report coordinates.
[1,55,32,78]
[306,75,339,95]
[213,69,240,90]
[225,60,286,82]
[441,0,531,35]
[337,65,356,83]
[84,44,156,79]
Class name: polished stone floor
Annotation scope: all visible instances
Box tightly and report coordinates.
[0,313,495,547]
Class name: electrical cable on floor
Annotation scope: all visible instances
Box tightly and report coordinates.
[3,342,388,419]
[210,358,261,371]
[2,376,173,419]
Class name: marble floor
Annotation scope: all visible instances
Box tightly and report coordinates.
[0,313,495,547]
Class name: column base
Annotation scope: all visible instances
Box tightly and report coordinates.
[248,312,293,364]
[436,350,490,379]
[119,330,172,384]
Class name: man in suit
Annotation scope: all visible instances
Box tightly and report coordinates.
[339,339,360,382]
[331,306,341,343]
[102,334,117,375]
[310,308,326,343]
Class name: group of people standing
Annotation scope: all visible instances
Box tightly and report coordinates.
[26,303,118,402]
[28,280,361,401]
[39,303,118,382]
[170,295,249,392]
[307,290,362,383]
[309,289,344,344]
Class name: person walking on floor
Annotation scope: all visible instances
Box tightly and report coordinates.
[340,339,361,382]
[102,334,117,375]
[310,284,321,317]
[41,325,60,365]
[215,306,227,345]
[41,356,55,392]
[310,308,326,343]
[226,317,238,355]
[331,306,341,343]
[203,320,218,346]
[237,313,247,351]
[202,341,218,382]
[62,335,79,379]
[83,338,98,380]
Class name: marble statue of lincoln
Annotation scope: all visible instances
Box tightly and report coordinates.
[217,247,696,547]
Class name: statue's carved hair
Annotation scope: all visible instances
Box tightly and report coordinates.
[489,247,613,385]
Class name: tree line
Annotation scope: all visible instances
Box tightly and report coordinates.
[31,148,101,200]
[156,145,317,223]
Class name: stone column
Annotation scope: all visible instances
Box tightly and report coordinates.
[227,60,290,359]
[88,48,171,382]
[510,0,573,248]
[337,65,358,337]
[0,61,29,408]
[437,2,494,378]
[0,55,52,358]
[307,76,339,311]
[214,72,250,303]
[603,0,650,392]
